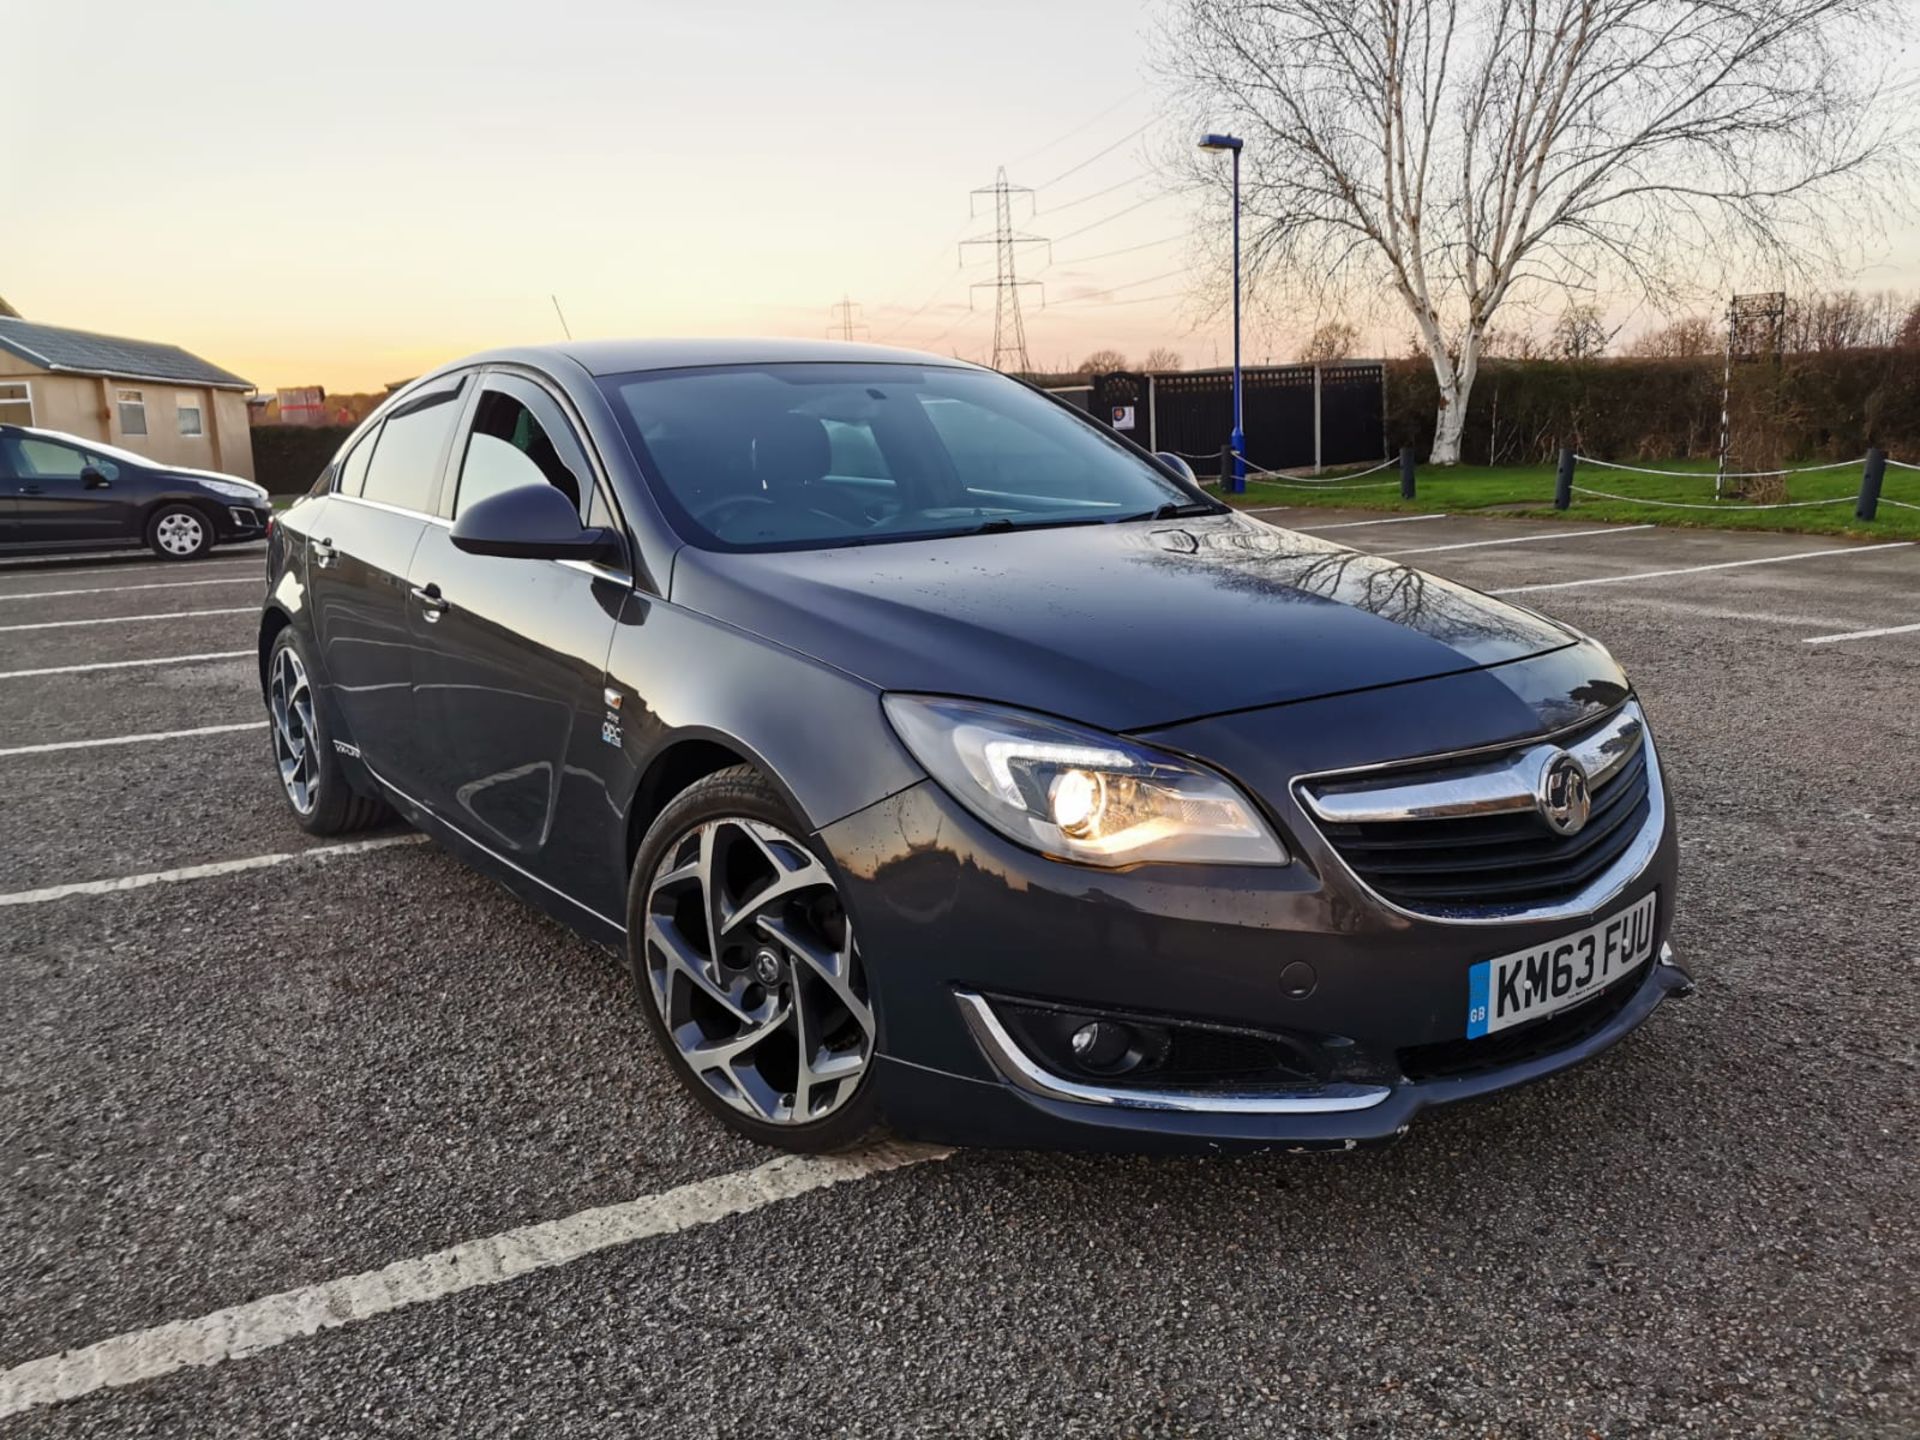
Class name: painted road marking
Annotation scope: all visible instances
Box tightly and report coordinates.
[0,834,426,907]
[0,722,267,758]
[1284,513,1449,531]
[0,577,262,602]
[0,1144,949,1418]
[0,650,252,680]
[1379,524,1656,557]
[0,557,259,579]
[1802,620,1920,645]
[0,606,255,633]
[1492,542,1913,595]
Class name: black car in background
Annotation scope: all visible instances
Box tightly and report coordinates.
[0,424,272,560]
[259,339,1689,1153]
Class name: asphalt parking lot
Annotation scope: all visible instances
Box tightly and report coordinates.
[2,517,1915,1437]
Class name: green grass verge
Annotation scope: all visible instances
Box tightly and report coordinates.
[1225,458,1920,540]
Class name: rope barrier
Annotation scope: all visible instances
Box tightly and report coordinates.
[1885,458,1920,472]
[1570,485,1857,512]
[1237,452,1401,483]
[1574,455,1865,480]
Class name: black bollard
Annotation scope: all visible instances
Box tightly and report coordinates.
[1857,448,1886,521]
[1555,448,1575,510]
[1399,446,1416,500]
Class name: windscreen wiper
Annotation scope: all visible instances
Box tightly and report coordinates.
[1111,500,1225,523]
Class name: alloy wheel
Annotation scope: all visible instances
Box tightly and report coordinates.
[156,511,205,556]
[269,645,320,815]
[643,817,874,1125]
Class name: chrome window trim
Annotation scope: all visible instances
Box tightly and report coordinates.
[1302,703,1643,825]
[1291,702,1665,927]
[329,491,451,527]
[954,991,1392,1115]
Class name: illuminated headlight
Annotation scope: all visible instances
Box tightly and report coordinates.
[882,695,1289,867]
[201,478,267,502]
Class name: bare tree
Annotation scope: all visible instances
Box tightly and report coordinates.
[1624,314,1717,357]
[1077,348,1132,376]
[1299,320,1359,362]
[1783,288,1908,351]
[1164,0,1906,462]
[1141,345,1186,370]
[1550,303,1613,359]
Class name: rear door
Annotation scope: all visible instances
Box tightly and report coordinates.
[405,370,629,910]
[3,434,139,544]
[306,375,468,795]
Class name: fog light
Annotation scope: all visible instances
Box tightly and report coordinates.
[1069,1020,1136,1073]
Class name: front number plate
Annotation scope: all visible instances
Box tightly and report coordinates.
[1466,892,1658,1039]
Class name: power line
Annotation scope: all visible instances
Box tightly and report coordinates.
[1052,232,1187,267]
[960,168,1051,373]
[1050,268,1188,307]
[1041,173,1148,214]
[1053,191,1175,244]
[1036,116,1162,190]
[1051,288,1187,310]
[1006,86,1148,169]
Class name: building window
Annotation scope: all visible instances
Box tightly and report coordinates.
[116,388,148,436]
[0,381,30,425]
[177,393,205,437]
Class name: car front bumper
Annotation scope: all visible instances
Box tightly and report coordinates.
[212,502,272,542]
[819,766,1686,1153]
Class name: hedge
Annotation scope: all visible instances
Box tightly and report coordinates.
[1384,349,1920,464]
[250,424,355,495]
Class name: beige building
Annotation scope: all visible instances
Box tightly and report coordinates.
[0,316,255,479]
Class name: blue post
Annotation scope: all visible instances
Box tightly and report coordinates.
[1229,144,1245,495]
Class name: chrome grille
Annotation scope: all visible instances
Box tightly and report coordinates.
[1298,703,1660,921]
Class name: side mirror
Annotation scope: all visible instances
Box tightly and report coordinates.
[81,465,111,490]
[1155,452,1198,485]
[451,482,623,566]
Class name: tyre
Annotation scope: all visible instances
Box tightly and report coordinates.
[265,627,392,836]
[147,503,213,560]
[626,765,882,1151]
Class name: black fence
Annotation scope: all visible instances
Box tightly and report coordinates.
[1088,363,1386,477]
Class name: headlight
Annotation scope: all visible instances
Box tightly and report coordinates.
[882,695,1289,867]
[201,479,265,502]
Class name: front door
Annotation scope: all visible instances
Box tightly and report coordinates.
[306,375,467,794]
[1,434,138,544]
[405,371,629,913]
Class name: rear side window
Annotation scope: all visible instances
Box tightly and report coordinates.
[336,426,379,497]
[360,385,463,514]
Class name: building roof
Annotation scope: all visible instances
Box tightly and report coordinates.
[0,316,252,391]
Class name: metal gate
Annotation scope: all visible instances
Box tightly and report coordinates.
[1089,363,1385,477]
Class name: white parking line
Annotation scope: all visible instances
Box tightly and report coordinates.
[1281,513,1449,531]
[1379,524,1656,557]
[0,650,252,680]
[1802,620,1920,645]
[1492,542,1913,595]
[0,722,267,758]
[0,606,255,634]
[0,1144,949,1418]
[0,577,262,602]
[0,557,259,580]
[0,834,425,907]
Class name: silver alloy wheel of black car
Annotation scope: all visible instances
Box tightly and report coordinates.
[154,510,206,557]
[269,645,320,815]
[642,817,874,1125]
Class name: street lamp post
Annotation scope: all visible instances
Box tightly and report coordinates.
[1199,133,1245,495]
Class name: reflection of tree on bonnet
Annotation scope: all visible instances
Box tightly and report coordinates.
[1126,519,1558,650]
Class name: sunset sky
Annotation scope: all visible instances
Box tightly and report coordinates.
[9,0,1919,394]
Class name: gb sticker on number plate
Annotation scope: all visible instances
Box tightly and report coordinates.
[1465,892,1658,1038]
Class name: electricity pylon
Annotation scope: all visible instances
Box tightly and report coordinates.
[961,168,1050,373]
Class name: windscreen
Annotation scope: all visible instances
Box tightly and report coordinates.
[600,363,1202,550]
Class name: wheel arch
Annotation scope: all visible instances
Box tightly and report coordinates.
[258,605,293,696]
[623,730,806,870]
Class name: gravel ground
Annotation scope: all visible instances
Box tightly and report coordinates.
[1,523,1915,1437]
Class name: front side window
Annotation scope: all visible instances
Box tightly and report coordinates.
[7,437,120,481]
[600,363,1197,551]
[116,388,147,436]
[452,378,593,522]
[358,385,463,514]
[176,393,204,437]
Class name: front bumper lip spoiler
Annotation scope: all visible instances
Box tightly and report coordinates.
[938,945,1692,1144]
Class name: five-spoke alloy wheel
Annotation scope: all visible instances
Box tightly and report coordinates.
[630,767,879,1148]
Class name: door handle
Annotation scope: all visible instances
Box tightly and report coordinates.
[410,581,450,621]
[312,538,337,569]
[18,484,41,495]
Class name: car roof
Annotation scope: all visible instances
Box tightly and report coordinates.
[468,337,984,380]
